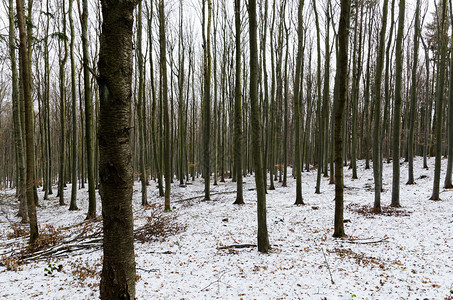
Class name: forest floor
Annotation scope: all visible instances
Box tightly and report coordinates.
[0,157,452,299]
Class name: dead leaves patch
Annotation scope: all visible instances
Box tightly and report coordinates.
[346,203,411,218]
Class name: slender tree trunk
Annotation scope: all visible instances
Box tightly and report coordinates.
[407,0,420,185]
[431,0,448,201]
[333,0,351,238]
[383,0,395,168]
[282,24,289,187]
[69,0,78,211]
[233,0,244,204]
[137,2,148,206]
[294,0,304,205]
[146,2,164,197]
[44,0,51,199]
[159,0,172,211]
[350,4,360,180]
[58,0,68,206]
[421,38,430,169]
[82,0,96,219]
[177,0,186,188]
[98,0,137,298]
[313,0,323,194]
[202,0,212,200]
[391,0,405,207]
[373,0,389,212]
[444,2,453,188]
[16,0,38,244]
[362,9,373,170]
[9,0,28,222]
[323,4,332,179]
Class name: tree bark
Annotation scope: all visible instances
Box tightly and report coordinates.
[69,0,78,211]
[391,0,405,207]
[58,0,68,206]
[373,0,389,212]
[98,0,137,298]
[431,0,448,201]
[82,0,96,219]
[16,0,38,244]
[333,0,351,238]
[444,1,453,188]
[159,0,172,210]
[407,0,420,185]
[294,0,304,205]
[233,0,244,204]
[249,0,269,253]
[313,0,323,194]
[9,0,28,222]
[136,1,148,206]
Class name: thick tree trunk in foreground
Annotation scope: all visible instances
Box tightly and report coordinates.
[98,0,137,298]
[333,0,351,238]
[249,0,269,253]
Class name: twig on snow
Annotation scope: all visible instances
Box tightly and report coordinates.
[200,269,230,292]
[321,247,335,284]
[137,267,159,273]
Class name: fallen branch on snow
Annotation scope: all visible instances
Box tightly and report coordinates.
[218,244,257,250]
[341,236,389,245]
[175,191,238,203]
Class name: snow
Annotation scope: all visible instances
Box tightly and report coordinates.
[0,157,452,299]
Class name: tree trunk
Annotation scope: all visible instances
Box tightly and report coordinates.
[58,0,68,206]
[294,0,304,205]
[407,0,420,185]
[137,1,148,206]
[390,0,405,207]
[313,0,323,194]
[82,0,96,219]
[444,3,453,188]
[233,0,244,204]
[282,24,289,187]
[249,0,269,253]
[98,0,137,298]
[373,0,389,212]
[202,0,212,200]
[159,0,172,211]
[69,0,78,211]
[333,0,351,238]
[145,2,164,197]
[9,0,28,222]
[16,0,38,244]
[431,0,448,201]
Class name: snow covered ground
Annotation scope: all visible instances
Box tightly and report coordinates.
[0,157,452,299]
